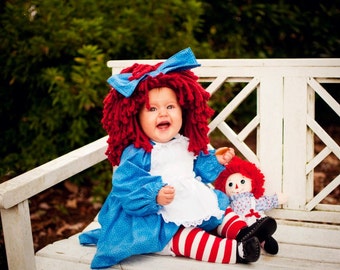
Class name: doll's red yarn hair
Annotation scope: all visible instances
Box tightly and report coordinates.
[214,156,265,199]
[102,63,214,166]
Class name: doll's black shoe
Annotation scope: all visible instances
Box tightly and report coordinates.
[236,216,277,242]
[236,236,261,264]
[262,236,279,255]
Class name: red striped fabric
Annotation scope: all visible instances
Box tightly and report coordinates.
[171,226,237,264]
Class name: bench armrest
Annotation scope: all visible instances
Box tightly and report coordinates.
[0,136,108,210]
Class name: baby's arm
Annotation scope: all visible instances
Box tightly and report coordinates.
[157,185,175,206]
[115,146,168,216]
[215,147,235,165]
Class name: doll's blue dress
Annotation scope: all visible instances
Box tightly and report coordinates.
[79,135,229,269]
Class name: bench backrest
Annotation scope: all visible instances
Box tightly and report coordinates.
[108,58,340,224]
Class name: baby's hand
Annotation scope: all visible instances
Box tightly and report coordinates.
[215,147,235,165]
[157,185,175,206]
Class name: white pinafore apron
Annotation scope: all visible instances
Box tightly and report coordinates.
[150,135,223,227]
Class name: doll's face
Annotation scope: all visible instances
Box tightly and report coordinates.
[139,87,182,143]
[225,173,252,196]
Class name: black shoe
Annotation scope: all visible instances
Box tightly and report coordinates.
[236,236,261,264]
[236,216,277,242]
[262,236,279,255]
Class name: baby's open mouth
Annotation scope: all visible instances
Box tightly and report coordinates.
[157,121,170,129]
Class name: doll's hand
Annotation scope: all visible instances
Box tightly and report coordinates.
[157,185,175,206]
[277,192,288,204]
[215,147,235,165]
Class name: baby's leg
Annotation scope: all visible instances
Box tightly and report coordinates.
[171,226,260,264]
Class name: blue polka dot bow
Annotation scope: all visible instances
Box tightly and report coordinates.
[107,47,201,97]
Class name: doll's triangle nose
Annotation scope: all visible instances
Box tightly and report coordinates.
[235,184,239,189]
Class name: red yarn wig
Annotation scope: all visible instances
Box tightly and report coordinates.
[214,156,265,199]
[102,62,214,166]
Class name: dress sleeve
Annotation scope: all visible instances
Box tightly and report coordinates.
[255,194,279,212]
[112,145,164,216]
[193,150,225,184]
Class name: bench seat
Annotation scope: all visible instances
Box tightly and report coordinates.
[35,219,340,270]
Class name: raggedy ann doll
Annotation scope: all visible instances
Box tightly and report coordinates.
[79,48,277,269]
[214,152,288,254]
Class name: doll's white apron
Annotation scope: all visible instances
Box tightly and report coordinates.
[150,134,224,227]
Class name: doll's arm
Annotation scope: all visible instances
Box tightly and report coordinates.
[256,193,287,212]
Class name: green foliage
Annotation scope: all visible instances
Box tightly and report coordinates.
[199,0,340,58]
[44,45,107,146]
[99,0,205,58]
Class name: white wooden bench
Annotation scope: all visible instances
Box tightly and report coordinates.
[1,59,340,270]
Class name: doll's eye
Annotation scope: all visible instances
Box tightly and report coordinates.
[228,182,233,187]
[240,179,246,184]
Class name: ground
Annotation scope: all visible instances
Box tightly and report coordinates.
[29,180,102,251]
[0,180,102,270]
[0,127,339,269]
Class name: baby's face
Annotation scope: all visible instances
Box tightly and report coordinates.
[225,173,252,196]
[139,87,182,143]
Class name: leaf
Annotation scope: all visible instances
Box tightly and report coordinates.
[64,181,79,194]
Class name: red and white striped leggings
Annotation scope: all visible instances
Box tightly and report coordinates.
[170,207,247,264]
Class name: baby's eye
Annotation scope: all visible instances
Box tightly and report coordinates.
[240,179,246,184]
[228,182,233,187]
[167,104,175,109]
[149,107,157,112]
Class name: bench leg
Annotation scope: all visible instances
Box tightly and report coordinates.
[1,200,36,270]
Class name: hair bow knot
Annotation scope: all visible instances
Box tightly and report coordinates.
[107,47,200,97]
[129,64,158,81]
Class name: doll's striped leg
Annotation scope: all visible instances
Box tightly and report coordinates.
[216,207,277,243]
[171,226,238,263]
[216,207,247,239]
